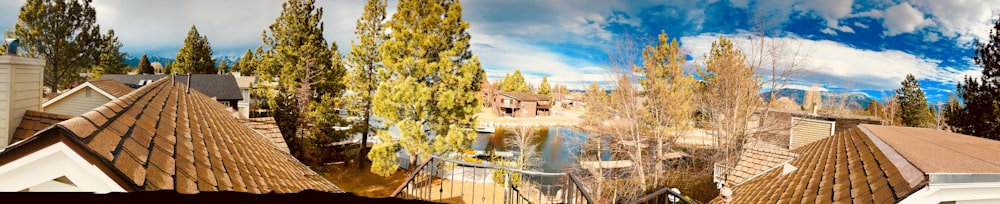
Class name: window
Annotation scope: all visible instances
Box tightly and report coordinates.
[85,89,91,98]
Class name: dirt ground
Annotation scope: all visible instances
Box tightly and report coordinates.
[314,162,409,198]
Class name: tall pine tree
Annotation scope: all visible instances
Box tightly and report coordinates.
[537,76,551,96]
[173,25,215,74]
[261,0,347,160]
[346,0,387,168]
[896,74,932,128]
[501,69,529,93]
[233,49,257,74]
[369,0,484,176]
[15,0,105,92]
[946,15,1000,140]
[91,29,127,78]
[217,60,229,74]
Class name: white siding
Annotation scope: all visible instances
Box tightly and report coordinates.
[44,87,112,116]
[790,117,835,149]
[0,56,44,146]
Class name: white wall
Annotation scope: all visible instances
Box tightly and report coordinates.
[44,87,112,116]
[0,142,126,193]
[900,183,1000,204]
[0,56,44,147]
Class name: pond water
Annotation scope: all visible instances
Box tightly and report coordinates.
[472,127,589,173]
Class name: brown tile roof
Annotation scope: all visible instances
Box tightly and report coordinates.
[240,117,290,153]
[9,110,73,145]
[861,124,1000,173]
[724,142,798,186]
[39,77,341,193]
[497,92,551,102]
[711,127,914,203]
[87,79,134,98]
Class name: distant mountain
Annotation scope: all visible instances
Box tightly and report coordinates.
[123,54,240,67]
[761,88,875,109]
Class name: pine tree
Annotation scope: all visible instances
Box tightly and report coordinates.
[15,0,106,92]
[369,0,484,176]
[139,54,154,74]
[537,76,551,96]
[501,70,529,93]
[217,60,229,74]
[896,74,931,128]
[91,29,127,78]
[346,0,387,168]
[173,25,215,74]
[947,16,1000,139]
[261,0,347,160]
[234,49,256,74]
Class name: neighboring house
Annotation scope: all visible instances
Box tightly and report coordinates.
[232,72,258,118]
[99,74,242,110]
[749,109,881,149]
[0,77,342,193]
[491,92,551,118]
[712,125,1000,203]
[713,142,798,187]
[42,79,133,116]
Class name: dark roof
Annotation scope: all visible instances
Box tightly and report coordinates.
[9,110,72,145]
[87,79,134,98]
[4,78,341,193]
[497,92,551,102]
[100,74,242,101]
[711,127,914,203]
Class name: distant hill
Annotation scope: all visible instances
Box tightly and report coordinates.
[124,55,240,67]
[761,88,875,109]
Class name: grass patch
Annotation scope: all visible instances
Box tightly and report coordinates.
[314,162,409,198]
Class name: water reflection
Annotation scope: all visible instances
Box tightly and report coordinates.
[473,127,589,173]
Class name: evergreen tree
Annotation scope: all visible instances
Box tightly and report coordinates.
[537,76,551,96]
[501,70,529,93]
[369,0,484,176]
[217,60,229,74]
[896,74,932,127]
[497,73,509,91]
[865,99,881,117]
[91,29,127,78]
[346,0,387,168]
[947,15,1000,139]
[139,54,154,74]
[15,0,105,92]
[234,49,256,74]
[261,0,347,160]
[173,25,215,74]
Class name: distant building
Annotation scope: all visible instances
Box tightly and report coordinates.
[232,72,258,118]
[42,79,133,116]
[491,92,551,118]
[100,74,243,111]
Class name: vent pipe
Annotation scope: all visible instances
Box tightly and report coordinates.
[186,74,192,93]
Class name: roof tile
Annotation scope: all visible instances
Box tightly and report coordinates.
[10,110,72,145]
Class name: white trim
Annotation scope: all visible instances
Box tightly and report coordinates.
[899,182,1000,204]
[0,142,126,193]
[42,82,117,108]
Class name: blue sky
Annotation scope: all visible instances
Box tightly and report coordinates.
[1,0,999,104]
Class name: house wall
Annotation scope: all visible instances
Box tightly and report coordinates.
[0,142,126,193]
[43,87,112,116]
[789,117,835,149]
[0,56,44,146]
[238,88,251,117]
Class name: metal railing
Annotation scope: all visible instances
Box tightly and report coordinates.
[626,186,694,204]
[391,155,594,204]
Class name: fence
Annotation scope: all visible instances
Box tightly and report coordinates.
[391,155,594,204]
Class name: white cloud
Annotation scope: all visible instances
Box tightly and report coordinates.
[853,21,869,29]
[883,2,932,36]
[471,34,609,90]
[911,0,1000,44]
[819,28,838,35]
[680,33,978,90]
[800,0,856,33]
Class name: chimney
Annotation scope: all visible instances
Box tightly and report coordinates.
[0,56,45,147]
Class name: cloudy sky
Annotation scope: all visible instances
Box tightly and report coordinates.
[1,0,999,103]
